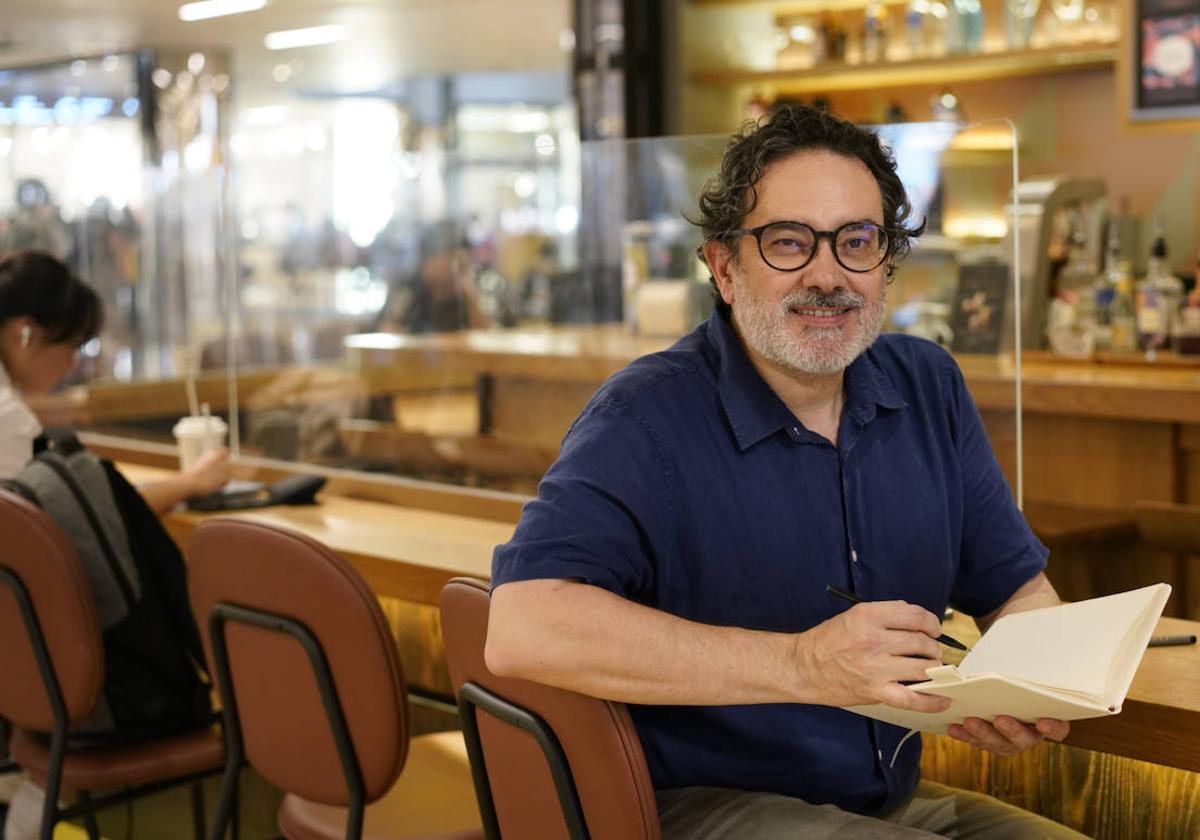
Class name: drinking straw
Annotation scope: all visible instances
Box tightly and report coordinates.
[186,374,200,419]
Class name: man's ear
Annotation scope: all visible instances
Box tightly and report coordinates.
[702,239,738,306]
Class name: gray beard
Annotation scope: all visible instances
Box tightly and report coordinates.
[734,285,887,377]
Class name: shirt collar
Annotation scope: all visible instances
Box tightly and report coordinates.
[705,310,907,451]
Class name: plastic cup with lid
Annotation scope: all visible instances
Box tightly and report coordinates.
[173,414,228,472]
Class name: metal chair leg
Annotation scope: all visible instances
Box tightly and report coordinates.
[191,781,207,840]
[208,762,240,840]
[78,791,102,840]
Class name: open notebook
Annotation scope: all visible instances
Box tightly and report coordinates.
[846,583,1171,735]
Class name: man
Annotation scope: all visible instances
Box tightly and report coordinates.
[486,106,1083,838]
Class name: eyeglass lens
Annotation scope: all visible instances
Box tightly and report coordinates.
[759,222,888,271]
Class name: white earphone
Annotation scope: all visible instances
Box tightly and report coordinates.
[19,324,32,348]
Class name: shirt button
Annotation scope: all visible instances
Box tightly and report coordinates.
[788,426,803,442]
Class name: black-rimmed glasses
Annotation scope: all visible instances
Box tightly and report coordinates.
[727,220,891,273]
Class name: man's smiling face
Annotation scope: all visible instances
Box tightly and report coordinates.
[713,149,890,378]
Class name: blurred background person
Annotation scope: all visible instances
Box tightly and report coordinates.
[374,220,490,333]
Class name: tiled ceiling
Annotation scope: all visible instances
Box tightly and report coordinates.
[0,0,570,96]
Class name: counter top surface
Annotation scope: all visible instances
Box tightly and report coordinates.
[120,462,509,605]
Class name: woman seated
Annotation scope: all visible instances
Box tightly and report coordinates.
[0,249,230,839]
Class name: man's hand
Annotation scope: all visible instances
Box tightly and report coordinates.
[948,716,1069,756]
[793,601,952,713]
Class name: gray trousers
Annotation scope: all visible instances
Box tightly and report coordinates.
[657,780,1091,839]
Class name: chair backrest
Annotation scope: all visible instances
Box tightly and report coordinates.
[1133,501,1200,556]
[188,519,407,805]
[0,489,104,732]
[439,577,660,840]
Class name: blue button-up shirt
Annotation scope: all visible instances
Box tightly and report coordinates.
[492,310,1046,814]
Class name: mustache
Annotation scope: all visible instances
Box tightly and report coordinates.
[781,289,867,310]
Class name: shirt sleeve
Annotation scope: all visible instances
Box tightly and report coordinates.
[0,392,40,479]
[944,359,1048,617]
[491,398,675,602]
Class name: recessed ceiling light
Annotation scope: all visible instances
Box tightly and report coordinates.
[264,24,348,50]
[178,0,268,22]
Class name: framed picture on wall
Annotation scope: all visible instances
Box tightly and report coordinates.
[950,261,1009,355]
[1132,0,1200,121]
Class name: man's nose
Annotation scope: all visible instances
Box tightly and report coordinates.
[801,238,844,293]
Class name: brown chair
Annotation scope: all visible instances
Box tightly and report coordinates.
[188,519,482,840]
[0,489,224,840]
[438,577,660,840]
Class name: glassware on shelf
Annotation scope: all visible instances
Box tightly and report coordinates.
[906,0,931,58]
[1004,0,1042,50]
[1047,0,1085,44]
[777,17,821,69]
[948,0,985,54]
[863,2,891,63]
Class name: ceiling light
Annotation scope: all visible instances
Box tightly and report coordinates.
[264,24,348,50]
[179,0,268,22]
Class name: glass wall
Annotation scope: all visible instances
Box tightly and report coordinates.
[0,54,147,384]
[20,118,1025,497]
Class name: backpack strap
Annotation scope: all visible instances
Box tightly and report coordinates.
[34,427,85,457]
[35,450,137,611]
[0,477,40,505]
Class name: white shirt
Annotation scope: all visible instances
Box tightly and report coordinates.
[0,362,42,478]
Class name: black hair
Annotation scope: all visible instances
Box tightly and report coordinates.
[692,105,925,314]
[0,250,103,346]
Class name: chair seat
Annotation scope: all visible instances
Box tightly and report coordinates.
[277,731,483,840]
[11,726,225,794]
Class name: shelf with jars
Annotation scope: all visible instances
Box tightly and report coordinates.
[689,0,1119,94]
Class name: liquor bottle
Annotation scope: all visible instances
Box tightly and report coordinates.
[1091,225,1121,351]
[1178,260,1200,356]
[1136,280,1167,358]
[1055,212,1094,294]
[1046,213,1097,356]
[1109,267,1138,354]
[1140,217,1184,350]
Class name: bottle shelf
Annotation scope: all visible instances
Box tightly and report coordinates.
[690,0,910,11]
[691,41,1118,94]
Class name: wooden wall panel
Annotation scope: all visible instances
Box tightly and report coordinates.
[922,735,1200,840]
[1019,415,1176,509]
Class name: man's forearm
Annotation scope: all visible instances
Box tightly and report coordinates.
[485,578,953,715]
[974,571,1061,634]
[486,578,801,705]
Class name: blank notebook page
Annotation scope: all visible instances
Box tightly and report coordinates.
[957,586,1162,700]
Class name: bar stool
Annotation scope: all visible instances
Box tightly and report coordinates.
[0,489,224,840]
[439,577,660,840]
[188,519,481,840]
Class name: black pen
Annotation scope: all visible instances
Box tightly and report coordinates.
[826,585,971,652]
[1148,634,1197,647]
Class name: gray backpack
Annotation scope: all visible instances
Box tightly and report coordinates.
[3,429,214,744]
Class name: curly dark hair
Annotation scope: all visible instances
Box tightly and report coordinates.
[693,105,924,314]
